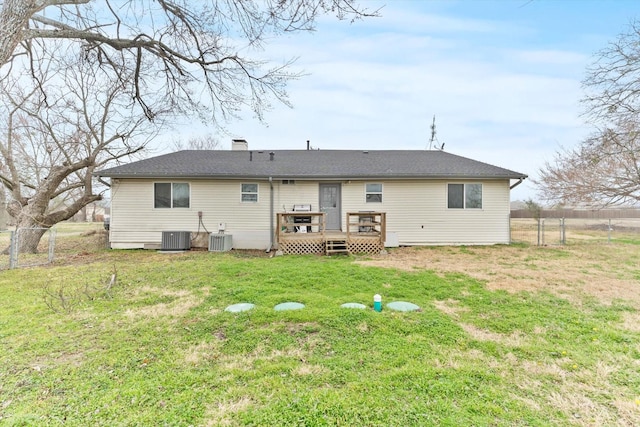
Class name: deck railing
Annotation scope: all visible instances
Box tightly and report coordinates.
[346,212,386,255]
[276,211,386,255]
[276,212,327,254]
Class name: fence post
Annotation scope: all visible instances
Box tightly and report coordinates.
[561,218,566,245]
[9,230,17,269]
[559,218,562,245]
[541,219,545,246]
[537,218,541,246]
[608,219,612,243]
[48,228,57,262]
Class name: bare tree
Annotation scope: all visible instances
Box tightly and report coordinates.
[0,0,378,123]
[0,46,163,253]
[0,0,377,252]
[582,20,640,125]
[536,19,640,207]
[536,120,640,207]
[172,134,222,151]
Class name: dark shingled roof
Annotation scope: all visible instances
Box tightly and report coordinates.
[95,150,527,180]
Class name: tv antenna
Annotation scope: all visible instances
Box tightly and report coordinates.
[427,115,445,150]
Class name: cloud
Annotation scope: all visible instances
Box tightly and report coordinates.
[163,1,620,201]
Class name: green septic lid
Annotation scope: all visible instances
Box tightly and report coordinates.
[274,302,305,311]
[225,303,255,313]
[386,301,420,312]
[341,303,367,309]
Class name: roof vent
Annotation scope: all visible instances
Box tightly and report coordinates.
[232,139,248,151]
[269,152,275,161]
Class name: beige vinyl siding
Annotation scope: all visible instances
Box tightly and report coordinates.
[341,179,511,245]
[273,181,319,213]
[110,178,274,249]
[109,177,513,249]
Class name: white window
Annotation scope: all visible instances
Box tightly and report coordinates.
[241,183,258,202]
[365,183,383,203]
[154,183,190,208]
[448,183,482,209]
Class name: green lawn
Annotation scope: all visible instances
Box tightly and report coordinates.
[1,246,639,426]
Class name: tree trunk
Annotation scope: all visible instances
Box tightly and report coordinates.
[16,219,49,254]
[0,190,7,230]
[78,206,87,222]
[10,193,55,254]
[0,0,36,66]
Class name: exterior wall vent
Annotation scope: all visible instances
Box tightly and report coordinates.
[161,231,191,250]
[209,233,233,252]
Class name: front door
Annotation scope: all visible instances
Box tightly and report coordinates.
[319,183,341,230]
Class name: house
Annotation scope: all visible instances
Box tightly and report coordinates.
[95,140,527,253]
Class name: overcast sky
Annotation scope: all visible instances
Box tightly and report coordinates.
[163,0,640,202]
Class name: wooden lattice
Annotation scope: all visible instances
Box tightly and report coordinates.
[279,238,324,255]
[348,237,383,255]
[276,211,386,255]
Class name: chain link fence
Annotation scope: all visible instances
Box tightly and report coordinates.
[511,217,640,246]
[0,228,57,270]
[0,219,636,269]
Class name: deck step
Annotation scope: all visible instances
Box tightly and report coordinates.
[326,239,349,255]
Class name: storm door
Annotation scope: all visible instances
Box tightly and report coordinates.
[319,183,341,230]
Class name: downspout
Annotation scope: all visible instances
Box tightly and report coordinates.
[97,176,111,188]
[510,177,525,190]
[268,176,274,252]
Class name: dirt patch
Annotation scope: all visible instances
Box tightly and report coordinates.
[433,299,469,319]
[621,312,640,332]
[124,287,203,320]
[218,344,308,372]
[358,244,640,309]
[205,397,254,427]
[185,341,222,365]
[459,323,529,347]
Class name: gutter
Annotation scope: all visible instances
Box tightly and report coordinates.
[510,177,525,190]
[95,173,528,181]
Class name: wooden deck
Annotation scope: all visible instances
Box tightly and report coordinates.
[276,212,386,255]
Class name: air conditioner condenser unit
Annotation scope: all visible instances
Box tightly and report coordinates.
[209,233,233,252]
[161,231,191,251]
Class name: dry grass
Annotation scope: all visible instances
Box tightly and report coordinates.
[359,243,640,426]
[124,286,204,320]
[204,397,254,427]
[360,243,640,309]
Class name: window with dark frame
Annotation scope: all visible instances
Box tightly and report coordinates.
[154,183,190,208]
[447,183,482,209]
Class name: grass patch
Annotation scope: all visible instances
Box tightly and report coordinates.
[1,227,640,425]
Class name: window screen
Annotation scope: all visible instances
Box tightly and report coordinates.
[447,184,464,209]
[154,183,172,208]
